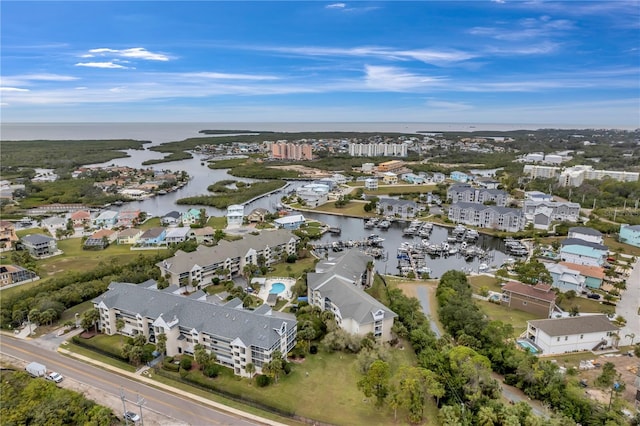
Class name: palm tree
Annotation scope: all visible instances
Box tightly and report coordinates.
[625,333,636,345]
[245,362,256,382]
[116,318,125,345]
[156,333,167,362]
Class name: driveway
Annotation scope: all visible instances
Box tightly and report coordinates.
[616,257,640,345]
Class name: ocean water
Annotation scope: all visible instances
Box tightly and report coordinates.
[0,121,590,144]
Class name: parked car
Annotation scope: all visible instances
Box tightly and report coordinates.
[46,372,64,383]
[124,411,140,423]
[587,293,601,300]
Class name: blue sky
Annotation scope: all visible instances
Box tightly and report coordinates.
[1,1,639,127]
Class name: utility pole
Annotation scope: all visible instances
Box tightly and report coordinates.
[120,388,129,425]
[136,394,146,426]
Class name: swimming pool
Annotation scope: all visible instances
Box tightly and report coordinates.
[517,340,540,354]
[269,282,286,295]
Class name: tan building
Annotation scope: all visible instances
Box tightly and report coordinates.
[271,142,313,160]
[0,221,18,250]
[501,281,556,318]
[377,160,405,173]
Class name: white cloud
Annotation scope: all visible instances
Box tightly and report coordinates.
[364,65,445,91]
[178,72,278,81]
[470,16,575,41]
[326,3,345,9]
[75,61,128,69]
[0,87,30,92]
[1,74,79,86]
[87,47,169,61]
[425,99,472,111]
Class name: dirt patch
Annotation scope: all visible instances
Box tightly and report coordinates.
[269,164,332,178]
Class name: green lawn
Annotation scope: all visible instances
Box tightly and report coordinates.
[60,301,94,323]
[476,300,540,337]
[309,201,374,217]
[468,275,503,294]
[557,297,615,315]
[139,217,161,230]
[62,341,137,372]
[267,257,317,280]
[365,184,436,196]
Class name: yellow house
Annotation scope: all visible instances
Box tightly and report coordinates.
[382,172,398,184]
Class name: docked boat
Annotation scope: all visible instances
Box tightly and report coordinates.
[378,220,391,230]
[328,227,342,235]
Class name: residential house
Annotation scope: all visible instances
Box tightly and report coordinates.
[0,265,38,287]
[378,199,418,219]
[619,224,640,248]
[450,171,469,183]
[93,281,297,378]
[544,263,586,293]
[524,315,619,355]
[164,227,192,244]
[138,227,167,246]
[377,160,405,173]
[94,210,119,229]
[20,234,58,258]
[559,238,607,267]
[227,205,244,229]
[157,229,299,287]
[42,216,67,237]
[182,208,202,226]
[116,210,142,228]
[274,214,306,230]
[247,208,269,223]
[431,172,446,183]
[161,211,182,227]
[559,262,605,290]
[192,227,215,245]
[70,210,92,229]
[84,229,117,250]
[447,202,525,232]
[524,191,553,202]
[117,228,143,245]
[364,178,378,191]
[331,173,348,185]
[476,178,500,189]
[296,186,328,208]
[401,173,426,184]
[568,227,604,245]
[501,281,556,318]
[0,221,18,250]
[307,249,397,342]
[381,172,398,185]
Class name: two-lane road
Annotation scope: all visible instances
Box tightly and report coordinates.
[0,337,272,426]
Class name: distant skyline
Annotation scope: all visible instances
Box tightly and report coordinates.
[1,1,639,127]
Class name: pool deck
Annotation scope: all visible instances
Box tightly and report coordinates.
[256,277,295,303]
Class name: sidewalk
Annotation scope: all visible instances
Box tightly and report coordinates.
[58,348,290,426]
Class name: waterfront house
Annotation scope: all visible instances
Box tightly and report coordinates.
[364,178,378,191]
[247,208,269,223]
[117,228,143,245]
[559,238,607,267]
[447,202,525,232]
[226,205,244,229]
[307,249,397,342]
[274,214,306,230]
[84,229,117,250]
[192,226,215,245]
[182,208,202,226]
[501,281,556,318]
[450,171,469,183]
[164,227,193,244]
[157,230,299,287]
[160,211,182,227]
[619,224,640,248]
[20,234,58,258]
[138,227,167,246]
[544,263,586,293]
[568,227,604,245]
[377,198,418,219]
[116,210,142,228]
[70,210,92,229]
[559,262,605,290]
[94,210,119,229]
[93,281,297,378]
[524,315,619,355]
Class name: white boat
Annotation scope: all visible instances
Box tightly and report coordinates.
[448,247,459,255]
[479,263,489,271]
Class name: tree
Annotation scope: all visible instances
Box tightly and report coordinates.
[81,308,100,333]
[245,362,256,382]
[298,320,318,353]
[194,343,210,368]
[115,318,125,345]
[357,359,390,407]
[263,350,285,383]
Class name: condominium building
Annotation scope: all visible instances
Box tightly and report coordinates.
[447,202,525,232]
[447,184,509,207]
[157,230,299,287]
[93,281,297,377]
[271,142,313,160]
[523,165,561,179]
[523,200,581,228]
[558,165,639,187]
[349,143,407,157]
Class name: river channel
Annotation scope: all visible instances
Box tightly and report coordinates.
[90,144,511,279]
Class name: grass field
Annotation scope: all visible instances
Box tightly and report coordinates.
[476,300,539,337]
[63,341,137,373]
[468,274,503,293]
[365,184,436,196]
[557,297,615,315]
[309,201,374,217]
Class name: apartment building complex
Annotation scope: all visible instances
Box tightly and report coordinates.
[349,143,407,157]
[447,202,525,232]
[270,142,313,160]
[558,165,639,187]
[93,281,297,377]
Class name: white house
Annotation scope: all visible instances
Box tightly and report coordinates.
[559,238,607,267]
[524,315,619,355]
[226,205,244,229]
[364,178,378,191]
[164,227,192,244]
[568,227,604,245]
[274,214,306,230]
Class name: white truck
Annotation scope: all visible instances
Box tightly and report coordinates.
[25,362,47,377]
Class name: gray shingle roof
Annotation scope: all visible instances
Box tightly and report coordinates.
[309,249,397,325]
[569,227,603,237]
[451,202,523,216]
[528,315,618,337]
[93,282,296,349]
[22,234,55,244]
[561,238,607,251]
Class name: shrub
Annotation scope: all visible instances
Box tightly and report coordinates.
[283,362,292,375]
[309,345,318,354]
[256,374,271,387]
[203,363,221,378]
[180,357,193,370]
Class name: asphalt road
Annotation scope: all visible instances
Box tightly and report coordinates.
[616,257,640,345]
[0,336,267,426]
